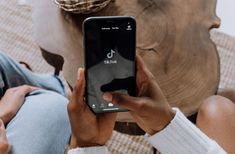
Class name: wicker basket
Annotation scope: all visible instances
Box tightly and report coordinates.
[54,0,112,14]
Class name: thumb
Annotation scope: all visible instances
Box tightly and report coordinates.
[103,92,141,112]
[71,68,86,105]
[0,119,10,153]
[0,119,7,141]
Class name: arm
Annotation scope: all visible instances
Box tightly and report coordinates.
[103,55,226,154]
[0,119,10,154]
[0,85,39,153]
[147,108,226,154]
[67,55,226,153]
[0,85,39,124]
[66,68,116,154]
[65,146,108,154]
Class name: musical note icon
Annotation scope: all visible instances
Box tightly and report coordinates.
[107,49,116,59]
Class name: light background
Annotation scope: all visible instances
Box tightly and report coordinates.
[217,0,235,37]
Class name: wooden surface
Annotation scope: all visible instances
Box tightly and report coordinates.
[30,0,220,117]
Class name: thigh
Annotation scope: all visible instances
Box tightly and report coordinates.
[0,51,65,96]
[6,90,71,154]
[196,95,235,153]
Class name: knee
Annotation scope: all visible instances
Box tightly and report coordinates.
[0,52,10,63]
[197,95,235,124]
[0,52,13,71]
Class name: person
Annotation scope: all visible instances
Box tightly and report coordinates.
[0,51,71,154]
[0,52,234,154]
[66,55,235,153]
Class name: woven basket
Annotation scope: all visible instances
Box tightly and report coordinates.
[54,0,112,14]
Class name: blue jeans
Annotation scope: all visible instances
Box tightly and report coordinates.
[0,52,71,154]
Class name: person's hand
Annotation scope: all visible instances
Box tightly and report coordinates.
[103,55,176,135]
[0,119,10,154]
[67,68,117,148]
[0,85,39,125]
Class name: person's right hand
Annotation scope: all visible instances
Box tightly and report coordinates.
[103,55,176,135]
[67,69,117,148]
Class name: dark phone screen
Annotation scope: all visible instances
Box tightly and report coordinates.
[84,17,136,113]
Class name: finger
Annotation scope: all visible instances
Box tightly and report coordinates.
[103,92,142,112]
[136,54,146,71]
[0,119,4,129]
[0,119,7,140]
[72,68,86,104]
[136,54,154,79]
[0,119,10,153]
[17,85,40,95]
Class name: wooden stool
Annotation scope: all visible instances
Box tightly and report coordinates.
[30,0,220,134]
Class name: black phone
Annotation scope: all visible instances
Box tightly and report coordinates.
[83,16,136,113]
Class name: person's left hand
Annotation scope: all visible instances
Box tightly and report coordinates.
[67,68,117,148]
[0,85,40,125]
[0,119,10,154]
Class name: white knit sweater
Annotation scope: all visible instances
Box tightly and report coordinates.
[68,108,227,154]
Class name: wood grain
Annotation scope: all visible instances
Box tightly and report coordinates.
[31,0,220,116]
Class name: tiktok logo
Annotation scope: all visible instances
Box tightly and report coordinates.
[107,49,116,59]
[104,49,117,64]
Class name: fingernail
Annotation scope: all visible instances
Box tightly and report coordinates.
[32,87,40,90]
[77,68,82,80]
[0,119,3,127]
[103,93,112,102]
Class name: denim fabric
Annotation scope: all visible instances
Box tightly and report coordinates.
[0,51,71,154]
[6,90,71,154]
[0,51,66,97]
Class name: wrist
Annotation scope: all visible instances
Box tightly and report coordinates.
[69,134,104,148]
[148,107,176,135]
[0,119,10,154]
[69,135,78,149]
[0,111,11,125]
[161,108,176,130]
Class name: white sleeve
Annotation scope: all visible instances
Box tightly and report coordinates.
[67,146,109,154]
[146,108,227,154]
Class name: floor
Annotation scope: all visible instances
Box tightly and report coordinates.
[217,0,235,37]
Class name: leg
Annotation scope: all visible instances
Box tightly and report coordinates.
[196,95,235,153]
[0,51,65,96]
[6,90,71,154]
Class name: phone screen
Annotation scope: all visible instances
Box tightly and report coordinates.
[84,17,136,113]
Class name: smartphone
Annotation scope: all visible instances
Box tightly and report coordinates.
[83,16,136,113]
